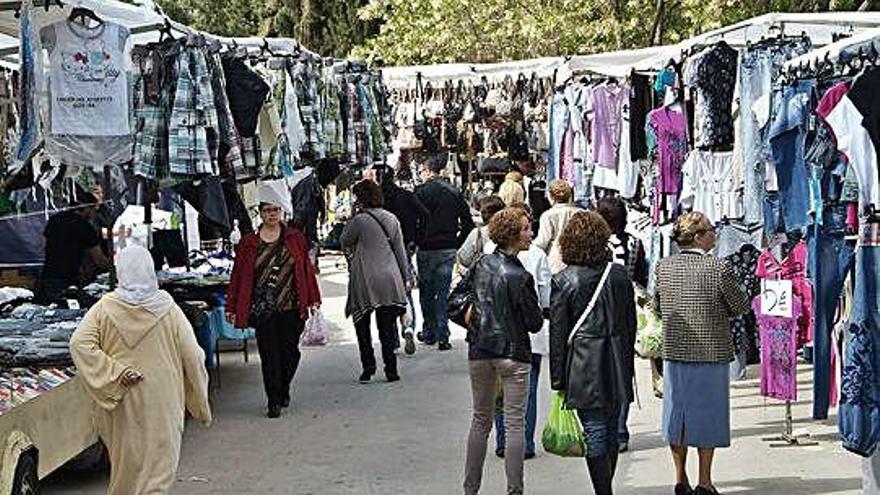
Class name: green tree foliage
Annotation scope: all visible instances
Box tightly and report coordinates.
[352,0,869,65]
[156,0,377,59]
[156,0,870,65]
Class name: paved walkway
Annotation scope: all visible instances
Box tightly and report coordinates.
[43,255,865,494]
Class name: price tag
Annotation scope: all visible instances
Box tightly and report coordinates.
[760,279,793,319]
[66,300,80,310]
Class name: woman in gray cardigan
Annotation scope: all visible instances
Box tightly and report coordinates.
[341,180,412,383]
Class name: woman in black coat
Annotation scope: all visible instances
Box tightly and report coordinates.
[549,211,636,495]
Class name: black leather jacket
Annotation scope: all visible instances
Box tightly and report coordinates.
[550,263,637,410]
[451,251,544,363]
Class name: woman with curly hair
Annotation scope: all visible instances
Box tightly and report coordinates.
[452,207,544,495]
[549,211,637,495]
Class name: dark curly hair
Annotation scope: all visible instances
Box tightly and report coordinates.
[352,179,384,209]
[559,211,612,267]
[488,207,530,250]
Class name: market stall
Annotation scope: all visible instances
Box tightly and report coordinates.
[377,9,880,468]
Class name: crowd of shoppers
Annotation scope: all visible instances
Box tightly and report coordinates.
[70,143,759,494]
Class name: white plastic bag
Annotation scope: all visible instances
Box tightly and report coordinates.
[400,297,414,330]
[302,308,329,346]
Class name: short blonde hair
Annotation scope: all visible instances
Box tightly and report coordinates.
[672,211,711,247]
[505,171,523,183]
[498,179,525,206]
[548,179,572,204]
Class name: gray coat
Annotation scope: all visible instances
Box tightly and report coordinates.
[341,208,410,320]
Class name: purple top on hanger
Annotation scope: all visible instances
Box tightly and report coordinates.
[647,107,688,194]
[591,84,627,169]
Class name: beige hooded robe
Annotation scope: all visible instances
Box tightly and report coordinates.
[70,291,212,494]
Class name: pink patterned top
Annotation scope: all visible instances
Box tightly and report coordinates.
[755,240,814,345]
[754,295,804,402]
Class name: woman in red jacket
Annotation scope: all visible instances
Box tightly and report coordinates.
[226,201,321,418]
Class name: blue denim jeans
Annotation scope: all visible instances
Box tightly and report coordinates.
[808,205,856,419]
[618,402,630,444]
[739,49,773,226]
[416,249,457,343]
[496,354,541,454]
[839,234,880,456]
[768,79,815,232]
[547,93,568,184]
[764,191,784,236]
[577,405,622,458]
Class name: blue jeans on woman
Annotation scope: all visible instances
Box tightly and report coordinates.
[495,354,541,454]
[579,404,622,495]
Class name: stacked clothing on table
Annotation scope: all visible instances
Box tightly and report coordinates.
[0,367,77,415]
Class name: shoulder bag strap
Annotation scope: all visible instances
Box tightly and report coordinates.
[363,210,406,282]
[567,263,613,344]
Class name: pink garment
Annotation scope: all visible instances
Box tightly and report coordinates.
[847,202,859,231]
[590,84,627,169]
[816,81,851,120]
[816,81,851,166]
[755,240,814,346]
[560,124,575,184]
[754,295,804,402]
[648,107,688,194]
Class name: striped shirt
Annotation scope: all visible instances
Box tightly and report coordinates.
[255,239,298,312]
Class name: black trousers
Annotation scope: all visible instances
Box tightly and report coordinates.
[255,310,304,407]
[354,306,399,375]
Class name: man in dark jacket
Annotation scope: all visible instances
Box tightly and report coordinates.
[414,154,476,350]
[378,166,429,354]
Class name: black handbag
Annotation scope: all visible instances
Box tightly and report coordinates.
[447,267,475,329]
[250,240,286,327]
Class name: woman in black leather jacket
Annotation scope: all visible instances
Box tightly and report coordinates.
[451,207,544,495]
[549,211,636,495]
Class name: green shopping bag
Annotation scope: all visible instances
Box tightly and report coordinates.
[541,392,586,457]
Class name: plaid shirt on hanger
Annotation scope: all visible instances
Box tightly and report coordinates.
[168,47,217,177]
[131,49,171,180]
[344,81,358,163]
[321,75,344,159]
[209,52,243,178]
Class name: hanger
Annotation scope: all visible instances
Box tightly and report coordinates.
[68,6,103,28]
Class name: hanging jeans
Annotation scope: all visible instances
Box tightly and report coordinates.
[839,234,880,456]
[739,49,773,226]
[768,80,816,232]
[808,205,856,419]
[546,94,569,185]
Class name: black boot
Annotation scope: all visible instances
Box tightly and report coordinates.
[586,455,613,495]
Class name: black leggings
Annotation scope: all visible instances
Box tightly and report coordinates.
[354,306,399,375]
[255,310,304,407]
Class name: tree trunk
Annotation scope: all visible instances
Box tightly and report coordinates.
[260,0,279,36]
[650,0,665,46]
[859,0,880,10]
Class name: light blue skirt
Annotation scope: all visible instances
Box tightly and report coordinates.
[662,361,731,448]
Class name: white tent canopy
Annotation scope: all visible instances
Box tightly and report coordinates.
[0,0,323,63]
[382,57,565,89]
[783,25,880,70]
